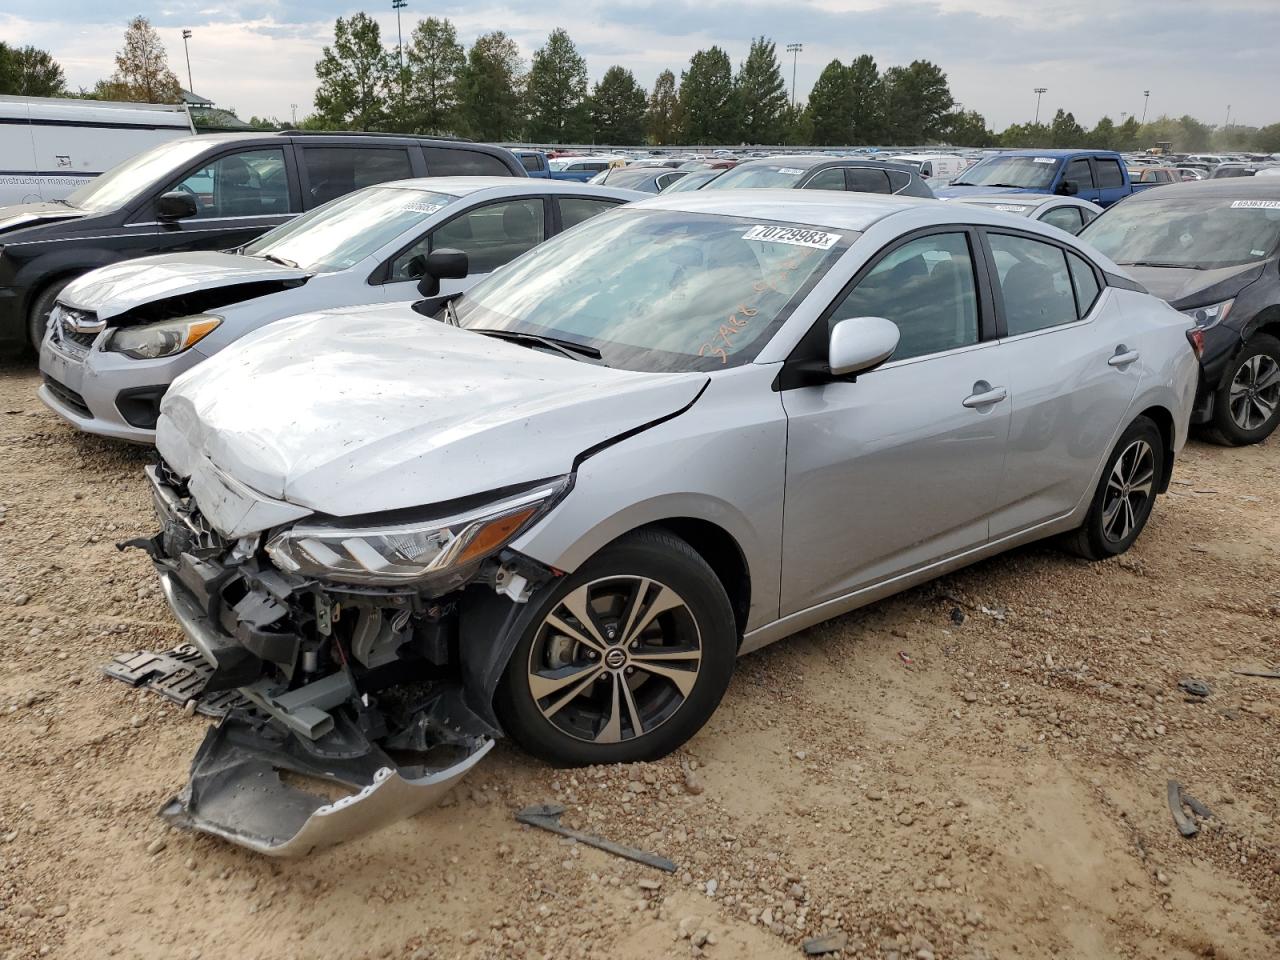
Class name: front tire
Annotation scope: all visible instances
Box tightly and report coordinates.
[27,277,75,353]
[494,530,737,766]
[1204,334,1280,446]
[1062,416,1164,561]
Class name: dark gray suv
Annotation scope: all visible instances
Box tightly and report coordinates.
[0,131,526,353]
[700,155,935,198]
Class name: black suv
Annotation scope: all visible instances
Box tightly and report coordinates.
[0,131,526,353]
[1081,178,1280,445]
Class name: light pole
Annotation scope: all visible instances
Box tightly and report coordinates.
[392,0,407,107]
[1224,104,1232,129]
[1142,90,1150,125]
[786,43,803,108]
[181,29,193,93]
[291,103,298,125]
[1033,87,1047,125]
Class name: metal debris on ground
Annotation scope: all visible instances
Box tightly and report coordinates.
[1231,669,1280,680]
[515,803,677,872]
[802,931,849,955]
[1167,780,1213,838]
[1178,678,1211,698]
[949,606,966,625]
[103,645,250,717]
[897,651,914,667]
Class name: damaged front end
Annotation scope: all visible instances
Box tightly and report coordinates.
[125,462,563,856]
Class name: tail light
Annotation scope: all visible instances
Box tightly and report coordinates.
[1186,328,1205,359]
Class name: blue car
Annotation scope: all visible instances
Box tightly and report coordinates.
[512,149,551,179]
[937,150,1135,207]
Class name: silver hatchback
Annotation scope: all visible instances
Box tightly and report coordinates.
[143,190,1199,853]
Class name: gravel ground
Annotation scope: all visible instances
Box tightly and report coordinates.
[1,360,1277,960]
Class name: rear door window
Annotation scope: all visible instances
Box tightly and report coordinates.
[422,147,512,177]
[1096,159,1125,189]
[166,148,292,218]
[803,168,847,191]
[988,233,1078,334]
[846,167,893,194]
[520,153,545,174]
[303,147,412,206]
[559,197,622,230]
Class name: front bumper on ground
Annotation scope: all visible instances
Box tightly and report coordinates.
[136,462,498,856]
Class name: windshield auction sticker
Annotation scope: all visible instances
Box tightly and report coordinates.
[1230,200,1280,209]
[403,201,446,214]
[1033,157,1056,164]
[742,225,841,250]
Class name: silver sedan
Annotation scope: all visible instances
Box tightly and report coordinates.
[144,190,1199,853]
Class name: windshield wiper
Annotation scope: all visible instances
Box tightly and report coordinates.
[978,183,1028,189]
[1117,260,1203,270]
[257,253,299,268]
[470,328,603,362]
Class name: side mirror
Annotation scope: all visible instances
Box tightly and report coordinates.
[156,191,198,221]
[1057,179,1079,197]
[416,247,469,297]
[828,316,900,378]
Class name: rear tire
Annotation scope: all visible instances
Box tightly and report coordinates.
[1203,334,1280,446]
[494,530,737,767]
[1062,416,1164,561]
[27,277,75,353]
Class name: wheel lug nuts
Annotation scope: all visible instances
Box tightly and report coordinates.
[625,666,634,675]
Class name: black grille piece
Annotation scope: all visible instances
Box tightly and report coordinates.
[42,375,91,418]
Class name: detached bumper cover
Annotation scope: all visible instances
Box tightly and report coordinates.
[163,711,492,857]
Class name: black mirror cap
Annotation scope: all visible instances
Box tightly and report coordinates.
[156,191,198,221]
[426,247,469,280]
[1057,179,1079,196]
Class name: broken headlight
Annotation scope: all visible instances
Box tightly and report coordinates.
[264,478,569,585]
[106,315,222,360]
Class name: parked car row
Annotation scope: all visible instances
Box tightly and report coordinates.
[3,135,1276,857]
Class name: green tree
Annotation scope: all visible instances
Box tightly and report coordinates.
[734,37,788,144]
[882,60,953,143]
[406,17,465,135]
[525,28,589,142]
[998,122,1050,148]
[847,54,885,144]
[1049,108,1085,147]
[0,43,66,97]
[946,109,994,147]
[456,31,524,141]
[806,59,852,146]
[645,69,680,145]
[1256,122,1280,154]
[314,13,391,130]
[781,102,813,145]
[1086,116,1117,150]
[1177,115,1213,152]
[678,47,737,143]
[588,66,646,144]
[1115,115,1141,151]
[99,16,182,103]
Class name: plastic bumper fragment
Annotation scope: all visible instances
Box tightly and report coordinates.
[161,711,493,857]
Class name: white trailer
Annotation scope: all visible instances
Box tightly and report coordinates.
[0,95,195,205]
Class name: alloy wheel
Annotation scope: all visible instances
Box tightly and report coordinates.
[1228,354,1280,432]
[526,576,702,744]
[1102,439,1155,543]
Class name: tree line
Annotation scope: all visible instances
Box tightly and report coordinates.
[4,20,1280,154]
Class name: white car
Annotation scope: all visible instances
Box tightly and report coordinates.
[38,178,643,443]
[951,194,1104,235]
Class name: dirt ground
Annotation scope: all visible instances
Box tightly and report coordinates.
[1,360,1277,960]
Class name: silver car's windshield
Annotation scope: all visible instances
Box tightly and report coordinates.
[242,186,456,272]
[453,208,853,372]
[63,138,211,213]
[1083,197,1280,269]
[952,156,1058,189]
[702,163,809,190]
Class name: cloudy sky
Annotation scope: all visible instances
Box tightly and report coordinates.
[2,0,1276,131]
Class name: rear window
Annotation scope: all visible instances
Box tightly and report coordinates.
[520,153,546,173]
[423,147,512,177]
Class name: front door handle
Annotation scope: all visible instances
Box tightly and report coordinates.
[1109,348,1140,367]
[962,385,1008,408]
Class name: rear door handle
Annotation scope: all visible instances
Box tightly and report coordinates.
[962,386,1008,408]
[1109,349,1140,367]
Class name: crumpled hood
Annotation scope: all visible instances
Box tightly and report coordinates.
[60,252,310,320]
[0,202,86,236]
[1123,261,1266,309]
[158,306,708,519]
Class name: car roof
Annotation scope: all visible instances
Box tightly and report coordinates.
[632,188,937,230]
[996,149,1111,158]
[378,177,640,199]
[954,194,1060,209]
[1122,178,1280,202]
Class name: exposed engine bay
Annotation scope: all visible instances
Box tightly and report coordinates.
[118,461,553,856]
